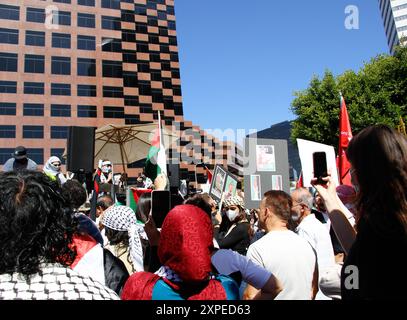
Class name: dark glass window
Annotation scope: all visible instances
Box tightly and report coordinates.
[102,60,122,78]
[122,10,134,22]
[24,82,44,95]
[147,17,158,27]
[0,28,18,44]
[150,53,161,62]
[51,126,69,139]
[0,103,16,116]
[160,44,170,53]
[0,4,19,21]
[170,53,179,62]
[77,84,96,96]
[24,54,44,73]
[0,148,14,164]
[53,10,71,26]
[0,125,15,138]
[77,105,97,118]
[0,53,17,72]
[54,0,71,3]
[122,30,135,42]
[104,106,124,118]
[138,62,150,73]
[52,32,71,48]
[103,86,123,98]
[135,4,147,16]
[168,21,176,30]
[51,56,70,75]
[136,23,148,34]
[51,83,71,95]
[78,0,95,6]
[25,30,45,46]
[157,11,167,20]
[26,7,45,23]
[50,148,66,164]
[51,104,71,117]
[77,35,95,50]
[159,27,168,37]
[102,16,121,30]
[102,38,122,52]
[102,0,120,10]
[0,81,17,93]
[151,89,163,103]
[138,81,151,95]
[169,36,177,46]
[23,125,43,139]
[167,6,175,15]
[77,58,96,76]
[78,13,95,28]
[149,35,159,44]
[146,2,156,10]
[27,148,44,164]
[123,53,137,63]
[123,71,138,87]
[137,42,149,52]
[23,103,44,116]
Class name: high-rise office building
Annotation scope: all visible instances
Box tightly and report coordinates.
[379,0,407,54]
[0,0,242,183]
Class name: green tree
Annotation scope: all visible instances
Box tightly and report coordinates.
[291,46,407,149]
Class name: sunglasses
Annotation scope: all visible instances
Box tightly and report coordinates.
[52,163,61,167]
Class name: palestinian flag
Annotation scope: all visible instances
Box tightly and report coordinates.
[144,111,167,181]
[128,188,153,214]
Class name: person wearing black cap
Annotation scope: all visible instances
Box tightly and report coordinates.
[2,146,38,172]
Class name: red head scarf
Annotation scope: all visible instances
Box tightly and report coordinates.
[158,204,214,283]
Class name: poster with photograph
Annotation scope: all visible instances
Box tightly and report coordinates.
[256,145,276,171]
[209,165,227,201]
[272,175,283,191]
[224,175,238,200]
[297,138,339,187]
[250,175,262,201]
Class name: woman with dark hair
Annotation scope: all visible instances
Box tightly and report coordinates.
[213,196,251,255]
[313,124,407,300]
[0,171,119,300]
[102,206,147,275]
[135,192,151,223]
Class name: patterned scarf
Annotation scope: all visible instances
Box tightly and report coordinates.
[101,205,146,272]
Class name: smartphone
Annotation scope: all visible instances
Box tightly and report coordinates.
[151,190,171,228]
[313,151,328,184]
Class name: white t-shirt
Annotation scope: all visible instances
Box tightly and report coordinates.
[211,249,271,289]
[296,214,335,270]
[296,214,336,300]
[246,230,316,300]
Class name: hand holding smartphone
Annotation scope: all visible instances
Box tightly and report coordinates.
[312,151,328,185]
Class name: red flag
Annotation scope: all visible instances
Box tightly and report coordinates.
[206,167,213,184]
[338,94,353,186]
[296,172,303,188]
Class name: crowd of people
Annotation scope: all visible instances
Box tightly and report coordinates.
[0,124,406,300]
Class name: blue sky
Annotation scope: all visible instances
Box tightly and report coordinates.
[174,0,389,141]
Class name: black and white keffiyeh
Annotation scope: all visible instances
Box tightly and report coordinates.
[101,205,146,272]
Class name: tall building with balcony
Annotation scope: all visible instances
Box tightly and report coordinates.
[0,0,242,184]
[379,0,407,54]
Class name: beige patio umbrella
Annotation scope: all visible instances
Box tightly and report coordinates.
[94,123,179,173]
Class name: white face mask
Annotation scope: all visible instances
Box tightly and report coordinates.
[102,166,111,173]
[226,209,239,222]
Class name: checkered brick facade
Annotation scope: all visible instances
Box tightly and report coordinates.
[0,0,242,183]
